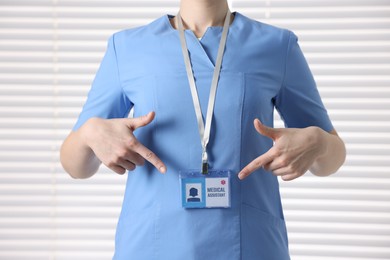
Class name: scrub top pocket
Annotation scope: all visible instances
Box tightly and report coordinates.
[241,203,290,260]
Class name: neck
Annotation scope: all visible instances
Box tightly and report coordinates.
[172,0,230,38]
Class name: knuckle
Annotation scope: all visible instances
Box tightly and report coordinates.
[273,147,282,157]
[133,157,145,166]
[139,158,146,166]
[295,168,304,177]
[127,164,136,171]
[279,154,290,165]
[246,165,255,174]
[127,137,139,149]
[241,168,249,176]
[112,155,122,164]
[118,149,128,158]
[107,160,116,168]
[146,151,154,160]
[244,165,253,173]
[263,162,272,171]
[291,165,298,173]
[286,165,294,172]
[279,158,288,168]
[292,173,300,179]
[292,163,300,172]
[117,168,126,175]
[253,160,262,169]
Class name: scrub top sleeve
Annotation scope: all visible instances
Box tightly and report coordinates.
[72,34,132,131]
[275,31,334,132]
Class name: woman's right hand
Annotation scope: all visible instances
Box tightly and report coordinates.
[81,111,166,175]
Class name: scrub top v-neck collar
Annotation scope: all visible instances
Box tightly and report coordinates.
[164,12,240,68]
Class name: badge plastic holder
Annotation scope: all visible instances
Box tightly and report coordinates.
[180,169,231,209]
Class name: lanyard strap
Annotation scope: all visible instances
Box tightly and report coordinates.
[177,9,231,174]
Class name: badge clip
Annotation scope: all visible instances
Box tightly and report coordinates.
[202,161,208,174]
[202,149,208,174]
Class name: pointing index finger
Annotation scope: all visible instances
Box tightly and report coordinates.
[135,143,166,174]
[238,147,277,180]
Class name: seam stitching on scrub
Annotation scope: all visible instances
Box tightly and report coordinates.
[239,72,245,260]
[280,30,293,92]
[275,30,293,120]
[111,33,131,116]
[152,74,158,168]
[152,74,160,258]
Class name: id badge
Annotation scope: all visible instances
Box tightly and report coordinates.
[180,170,231,209]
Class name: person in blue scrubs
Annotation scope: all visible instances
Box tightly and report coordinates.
[60,0,346,259]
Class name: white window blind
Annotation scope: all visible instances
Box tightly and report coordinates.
[0,0,389,259]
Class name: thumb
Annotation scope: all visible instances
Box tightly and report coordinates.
[254,118,282,141]
[127,111,155,130]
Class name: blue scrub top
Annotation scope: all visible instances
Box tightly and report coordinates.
[73,11,333,260]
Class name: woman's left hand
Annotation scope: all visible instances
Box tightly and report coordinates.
[238,119,328,181]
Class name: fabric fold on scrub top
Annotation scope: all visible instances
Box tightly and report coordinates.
[73,11,333,260]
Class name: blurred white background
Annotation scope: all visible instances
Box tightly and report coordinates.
[0,0,389,259]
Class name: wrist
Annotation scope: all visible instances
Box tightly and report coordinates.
[79,117,101,151]
[308,126,329,159]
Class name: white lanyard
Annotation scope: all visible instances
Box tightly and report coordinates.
[177,10,231,174]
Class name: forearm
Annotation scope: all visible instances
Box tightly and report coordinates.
[310,128,346,177]
[60,121,101,179]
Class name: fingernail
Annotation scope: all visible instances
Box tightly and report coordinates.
[238,172,243,180]
[159,166,166,174]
